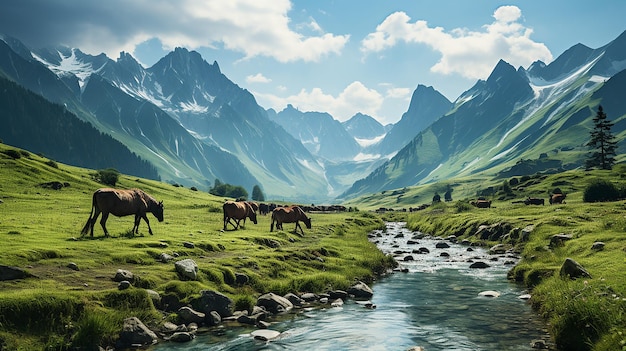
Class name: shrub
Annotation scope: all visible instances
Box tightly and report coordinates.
[93,168,120,186]
[583,179,621,202]
[45,160,58,168]
[2,149,21,159]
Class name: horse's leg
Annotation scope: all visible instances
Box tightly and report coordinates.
[294,221,302,234]
[133,214,141,234]
[142,214,153,235]
[100,212,110,237]
[90,208,101,237]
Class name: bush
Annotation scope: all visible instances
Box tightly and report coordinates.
[45,160,58,168]
[583,179,621,202]
[94,168,120,186]
[2,149,22,159]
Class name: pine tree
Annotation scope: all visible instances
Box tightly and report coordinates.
[586,105,617,170]
[252,185,265,201]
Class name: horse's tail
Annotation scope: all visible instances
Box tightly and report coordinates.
[80,193,97,236]
[270,211,275,232]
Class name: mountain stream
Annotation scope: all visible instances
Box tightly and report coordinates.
[154,222,551,350]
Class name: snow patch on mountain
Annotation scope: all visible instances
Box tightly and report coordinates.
[32,49,102,88]
[490,136,529,162]
[461,157,481,173]
[355,135,385,147]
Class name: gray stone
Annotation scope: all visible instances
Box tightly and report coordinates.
[118,280,131,290]
[469,261,490,269]
[435,241,450,249]
[489,244,507,254]
[177,306,206,324]
[67,262,79,271]
[183,241,195,249]
[347,281,373,298]
[235,272,249,286]
[192,290,234,318]
[560,258,592,279]
[158,253,174,263]
[175,259,198,280]
[117,317,158,348]
[169,332,195,342]
[550,234,573,248]
[113,269,134,283]
[591,242,605,251]
[284,292,303,306]
[256,292,293,314]
[521,225,535,242]
[0,265,30,281]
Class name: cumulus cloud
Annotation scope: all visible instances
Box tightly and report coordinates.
[360,5,553,79]
[255,81,385,122]
[246,73,272,84]
[0,0,349,63]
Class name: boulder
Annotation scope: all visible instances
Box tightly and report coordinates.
[435,242,450,249]
[175,259,198,281]
[169,331,195,342]
[591,242,605,251]
[235,272,249,286]
[0,265,30,281]
[284,292,303,306]
[206,310,222,326]
[550,234,573,248]
[560,258,592,279]
[118,281,132,290]
[192,290,234,318]
[328,290,348,300]
[469,261,490,269]
[251,329,280,341]
[117,317,158,348]
[347,281,373,298]
[67,262,79,271]
[489,244,507,255]
[177,306,205,324]
[256,292,293,314]
[521,225,534,242]
[113,269,134,283]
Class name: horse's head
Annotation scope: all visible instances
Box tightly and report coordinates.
[247,203,258,224]
[154,201,164,222]
[303,216,312,229]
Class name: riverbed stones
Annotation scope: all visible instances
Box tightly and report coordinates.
[117,317,158,348]
[256,292,293,314]
[347,281,373,298]
[284,292,303,306]
[560,258,592,279]
[175,259,198,280]
[478,290,501,297]
[251,329,280,341]
[435,241,450,249]
[169,331,195,342]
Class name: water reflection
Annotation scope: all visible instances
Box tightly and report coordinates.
[154,222,550,350]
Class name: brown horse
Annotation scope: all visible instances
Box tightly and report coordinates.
[223,201,257,230]
[550,193,566,204]
[81,188,164,237]
[270,206,311,235]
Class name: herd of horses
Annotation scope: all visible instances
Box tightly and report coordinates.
[80,187,568,237]
[80,188,313,237]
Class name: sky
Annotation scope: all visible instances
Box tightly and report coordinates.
[1,1,625,125]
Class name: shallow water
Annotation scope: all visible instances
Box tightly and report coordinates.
[154,222,551,350]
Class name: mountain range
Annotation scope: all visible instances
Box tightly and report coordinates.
[1,30,626,202]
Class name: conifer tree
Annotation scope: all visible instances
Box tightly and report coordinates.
[251,185,265,201]
[586,105,617,170]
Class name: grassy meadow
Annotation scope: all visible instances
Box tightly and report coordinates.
[0,143,396,350]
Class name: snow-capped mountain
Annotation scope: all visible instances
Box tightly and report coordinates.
[340,30,626,199]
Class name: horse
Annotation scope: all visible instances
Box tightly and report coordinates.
[270,206,312,235]
[81,188,163,237]
[223,201,257,230]
[550,193,566,204]
[524,197,545,205]
[471,200,492,208]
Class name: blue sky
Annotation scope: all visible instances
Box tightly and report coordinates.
[1,1,625,125]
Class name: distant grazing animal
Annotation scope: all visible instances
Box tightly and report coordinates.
[550,193,566,204]
[259,203,269,215]
[524,197,545,206]
[270,206,311,235]
[471,200,492,208]
[223,201,257,230]
[81,188,163,237]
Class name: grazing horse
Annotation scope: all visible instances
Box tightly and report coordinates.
[550,193,566,204]
[223,201,257,230]
[270,206,312,235]
[524,197,545,205]
[81,188,163,237]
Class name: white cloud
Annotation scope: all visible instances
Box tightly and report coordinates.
[6,0,349,64]
[254,81,384,122]
[360,5,553,80]
[246,73,272,84]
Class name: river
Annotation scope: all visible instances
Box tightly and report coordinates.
[154,222,551,350]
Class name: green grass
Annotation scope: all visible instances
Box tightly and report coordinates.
[0,143,395,349]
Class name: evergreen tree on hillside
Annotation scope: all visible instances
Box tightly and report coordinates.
[251,185,265,201]
[586,105,617,170]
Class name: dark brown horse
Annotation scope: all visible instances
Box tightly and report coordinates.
[270,206,311,235]
[223,201,257,230]
[81,188,163,237]
[550,193,566,204]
